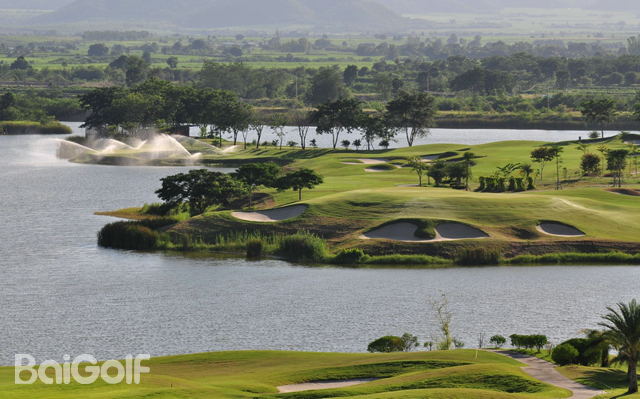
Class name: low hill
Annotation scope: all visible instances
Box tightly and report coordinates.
[0,0,74,9]
[31,0,405,30]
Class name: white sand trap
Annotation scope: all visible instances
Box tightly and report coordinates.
[361,222,488,242]
[422,154,440,161]
[277,378,379,393]
[358,158,389,164]
[536,222,585,237]
[232,205,307,222]
[435,222,489,240]
[364,167,392,172]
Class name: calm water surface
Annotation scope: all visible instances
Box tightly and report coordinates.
[0,132,638,366]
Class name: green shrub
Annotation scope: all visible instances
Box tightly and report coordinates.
[552,343,579,366]
[276,231,327,262]
[367,336,405,353]
[489,335,506,348]
[455,247,502,265]
[246,239,263,258]
[141,202,167,216]
[527,176,536,190]
[367,334,418,353]
[508,177,516,191]
[477,176,486,192]
[98,221,159,250]
[332,248,368,264]
[496,177,506,192]
[515,177,525,192]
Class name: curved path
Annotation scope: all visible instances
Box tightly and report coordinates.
[487,350,605,398]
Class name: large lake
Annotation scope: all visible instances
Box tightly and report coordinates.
[0,128,638,366]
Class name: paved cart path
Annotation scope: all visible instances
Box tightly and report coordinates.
[488,350,606,398]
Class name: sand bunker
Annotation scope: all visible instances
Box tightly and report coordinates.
[358,158,389,164]
[608,188,640,196]
[361,222,488,242]
[277,378,379,393]
[536,222,585,237]
[232,205,307,222]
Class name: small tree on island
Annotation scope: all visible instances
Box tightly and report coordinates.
[234,162,281,207]
[530,146,556,183]
[275,168,324,201]
[607,149,629,188]
[407,156,428,186]
[580,97,617,138]
[489,335,506,348]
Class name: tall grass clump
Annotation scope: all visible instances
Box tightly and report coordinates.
[508,251,640,264]
[246,239,263,258]
[455,247,502,265]
[365,254,450,266]
[276,231,327,262]
[98,221,159,250]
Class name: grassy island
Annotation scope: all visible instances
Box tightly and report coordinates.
[94,132,640,265]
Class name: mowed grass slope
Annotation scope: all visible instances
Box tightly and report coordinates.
[165,134,640,250]
[0,350,571,398]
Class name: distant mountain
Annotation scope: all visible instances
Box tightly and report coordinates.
[0,0,74,9]
[377,0,594,14]
[32,0,405,30]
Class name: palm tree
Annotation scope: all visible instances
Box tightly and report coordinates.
[599,299,640,394]
[519,163,534,181]
[581,329,610,367]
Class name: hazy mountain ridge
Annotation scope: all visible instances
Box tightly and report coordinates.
[32,0,404,29]
[0,0,74,9]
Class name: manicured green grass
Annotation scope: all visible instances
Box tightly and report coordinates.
[98,133,640,260]
[0,350,571,398]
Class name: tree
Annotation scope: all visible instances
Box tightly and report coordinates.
[407,157,428,186]
[341,139,350,150]
[599,299,640,394]
[234,162,281,207]
[353,139,362,151]
[462,152,476,190]
[580,153,601,177]
[305,67,346,104]
[269,113,289,150]
[580,97,617,138]
[124,55,150,86]
[367,336,406,353]
[530,146,555,183]
[427,160,448,187]
[311,97,364,149]
[360,112,390,150]
[155,169,245,216]
[343,65,358,87]
[166,56,179,69]
[291,108,312,150]
[489,335,506,348]
[87,43,109,57]
[549,146,564,190]
[519,163,534,181]
[10,56,30,70]
[249,117,265,150]
[431,291,454,350]
[227,101,252,146]
[633,103,640,124]
[385,91,437,147]
[607,149,629,188]
[446,162,469,187]
[275,168,323,201]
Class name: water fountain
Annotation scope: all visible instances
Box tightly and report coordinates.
[55,132,216,164]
